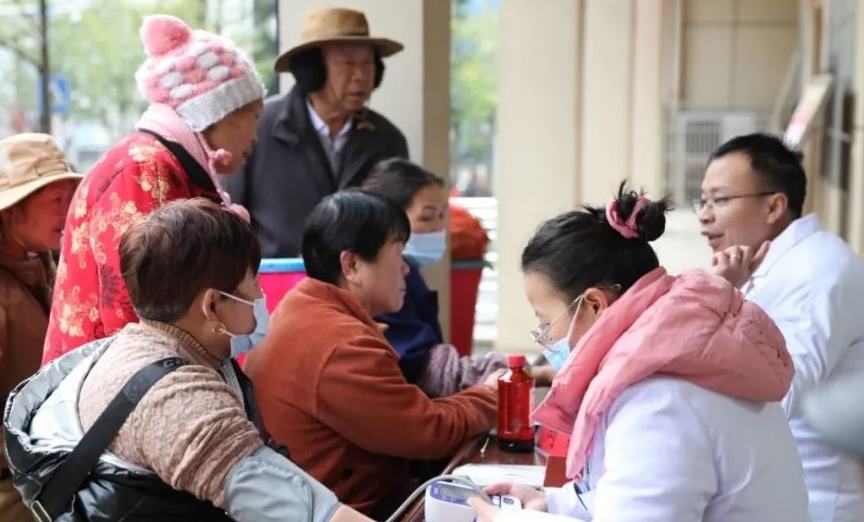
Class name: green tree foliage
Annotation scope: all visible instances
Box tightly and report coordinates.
[0,0,276,138]
[51,0,208,136]
[451,0,497,170]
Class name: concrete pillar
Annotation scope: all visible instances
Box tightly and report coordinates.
[580,0,635,204]
[495,0,584,352]
[581,0,670,199]
[630,0,671,197]
[278,1,452,336]
[495,0,670,352]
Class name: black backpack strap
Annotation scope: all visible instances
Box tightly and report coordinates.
[228,359,290,458]
[137,129,221,197]
[31,357,188,521]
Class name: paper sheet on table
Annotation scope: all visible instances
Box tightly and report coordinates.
[452,464,546,487]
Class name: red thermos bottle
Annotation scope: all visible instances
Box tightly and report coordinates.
[497,354,535,452]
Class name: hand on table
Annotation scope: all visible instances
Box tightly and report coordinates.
[712,241,770,289]
[468,496,500,522]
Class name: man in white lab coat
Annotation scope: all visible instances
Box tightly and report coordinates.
[698,133,864,522]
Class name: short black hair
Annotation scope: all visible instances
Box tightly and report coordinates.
[289,47,385,94]
[120,199,262,322]
[709,133,806,218]
[302,190,411,285]
[361,158,445,210]
[521,182,670,301]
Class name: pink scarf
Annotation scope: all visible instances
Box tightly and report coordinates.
[136,104,250,221]
[532,267,793,479]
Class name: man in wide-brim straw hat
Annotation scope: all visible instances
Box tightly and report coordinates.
[224,7,410,258]
[0,132,81,521]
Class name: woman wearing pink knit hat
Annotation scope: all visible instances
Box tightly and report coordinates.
[43,15,266,363]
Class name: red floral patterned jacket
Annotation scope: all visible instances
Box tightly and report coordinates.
[42,132,220,363]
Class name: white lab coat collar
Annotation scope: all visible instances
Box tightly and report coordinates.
[750,213,820,283]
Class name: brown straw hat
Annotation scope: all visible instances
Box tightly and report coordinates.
[0,133,82,212]
[274,7,403,72]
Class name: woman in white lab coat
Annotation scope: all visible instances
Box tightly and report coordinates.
[470,185,810,521]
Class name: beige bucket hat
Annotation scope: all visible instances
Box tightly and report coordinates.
[0,133,82,212]
[274,7,403,72]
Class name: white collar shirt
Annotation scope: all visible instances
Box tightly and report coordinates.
[306,101,352,175]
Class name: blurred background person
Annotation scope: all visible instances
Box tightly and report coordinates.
[362,158,553,396]
[0,132,81,521]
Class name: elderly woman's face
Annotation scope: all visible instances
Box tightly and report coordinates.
[204,99,264,174]
[350,238,409,317]
[1,179,78,254]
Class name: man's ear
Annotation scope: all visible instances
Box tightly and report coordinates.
[765,192,790,225]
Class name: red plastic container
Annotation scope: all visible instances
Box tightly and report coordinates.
[497,354,535,452]
[450,260,485,356]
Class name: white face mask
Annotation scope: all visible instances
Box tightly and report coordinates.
[403,230,446,266]
[218,291,270,357]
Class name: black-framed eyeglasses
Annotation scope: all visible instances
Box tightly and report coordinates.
[692,191,777,214]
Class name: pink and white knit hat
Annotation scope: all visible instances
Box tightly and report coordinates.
[135,15,265,132]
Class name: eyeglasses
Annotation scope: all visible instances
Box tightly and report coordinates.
[530,296,582,347]
[692,191,777,214]
[529,284,621,347]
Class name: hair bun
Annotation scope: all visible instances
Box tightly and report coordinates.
[610,181,671,242]
[140,15,191,57]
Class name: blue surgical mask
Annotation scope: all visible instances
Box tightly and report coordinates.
[543,337,571,373]
[404,230,446,266]
[219,291,270,357]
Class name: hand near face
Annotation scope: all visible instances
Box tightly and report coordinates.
[712,240,770,289]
